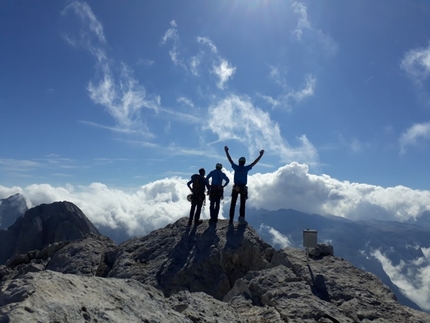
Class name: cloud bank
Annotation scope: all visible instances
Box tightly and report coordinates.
[2,163,429,239]
[372,248,430,311]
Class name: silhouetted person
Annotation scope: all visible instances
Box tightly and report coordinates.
[206,163,230,223]
[224,146,264,225]
[187,168,209,225]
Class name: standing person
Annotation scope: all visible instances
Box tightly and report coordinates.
[224,146,264,225]
[187,168,209,226]
[206,163,230,223]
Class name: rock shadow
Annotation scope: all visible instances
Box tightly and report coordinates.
[307,264,330,302]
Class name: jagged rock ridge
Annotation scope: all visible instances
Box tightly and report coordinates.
[1,202,430,322]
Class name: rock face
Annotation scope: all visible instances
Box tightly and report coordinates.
[1,204,430,322]
[0,201,101,265]
[107,218,274,300]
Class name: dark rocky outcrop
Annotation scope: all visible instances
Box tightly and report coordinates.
[0,203,429,322]
[0,201,101,265]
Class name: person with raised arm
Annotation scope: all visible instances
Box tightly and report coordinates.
[224,146,264,225]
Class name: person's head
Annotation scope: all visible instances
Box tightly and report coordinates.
[199,168,205,176]
[216,163,222,170]
[238,157,246,165]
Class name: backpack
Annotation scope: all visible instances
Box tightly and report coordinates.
[191,174,205,201]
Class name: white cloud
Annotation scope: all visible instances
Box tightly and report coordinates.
[160,20,185,68]
[212,59,236,90]
[2,162,430,237]
[87,63,159,133]
[286,74,316,102]
[161,20,178,44]
[400,43,430,84]
[197,36,218,53]
[0,180,195,238]
[189,55,201,76]
[63,1,106,44]
[0,159,41,172]
[206,95,318,163]
[177,97,195,108]
[371,249,430,312]
[291,2,338,57]
[259,224,293,248]
[266,67,316,110]
[63,2,160,135]
[399,122,430,154]
[248,163,430,221]
[292,2,311,41]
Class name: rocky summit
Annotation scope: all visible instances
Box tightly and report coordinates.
[1,202,430,322]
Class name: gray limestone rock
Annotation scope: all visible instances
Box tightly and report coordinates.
[1,215,430,322]
[0,271,191,323]
[107,218,275,300]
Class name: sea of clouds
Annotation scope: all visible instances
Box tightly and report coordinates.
[1,162,430,238]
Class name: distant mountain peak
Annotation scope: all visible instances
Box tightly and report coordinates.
[0,193,29,229]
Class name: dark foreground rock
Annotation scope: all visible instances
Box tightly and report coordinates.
[1,213,429,322]
[0,201,101,265]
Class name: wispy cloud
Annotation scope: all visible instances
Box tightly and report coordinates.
[264,67,316,110]
[160,20,185,67]
[400,43,430,85]
[79,120,151,136]
[63,2,160,136]
[291,2,338,57]
[292,2,311,41]
[177,97,195,108]
[161,20,178,44]
[206,95,318,163]
[259,224,293,248]
[197,36,218,53]
[212,59,236,90]
[161,24,236,89]
[0,159,41,172]
[399,122,430,154]
[63,1,106,44]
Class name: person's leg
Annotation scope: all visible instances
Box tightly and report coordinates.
[230,189,238,223]
[189,202,196,224]
[239,193,247,218]
[214,197,220,220]
[209,198,216,221]
[195,200,203,224]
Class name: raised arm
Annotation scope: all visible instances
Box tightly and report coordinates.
[224,146,234,165]
[250,149,265,167]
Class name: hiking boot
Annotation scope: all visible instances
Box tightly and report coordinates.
[187,220,192,226]
[238,216,247,225]
[229,219,233,225]
[195,220,203,226]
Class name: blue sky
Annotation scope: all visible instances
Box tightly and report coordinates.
[2,0,430,224]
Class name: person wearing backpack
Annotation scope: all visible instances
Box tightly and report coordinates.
[224,146,264,225]
[206,163,230,223]
[187,168,209,226]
